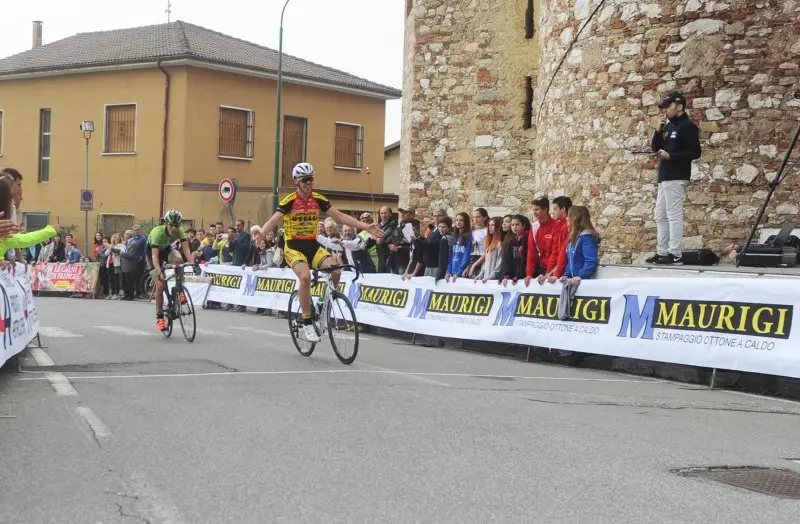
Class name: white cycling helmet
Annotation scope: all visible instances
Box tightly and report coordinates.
[292,162,315,180]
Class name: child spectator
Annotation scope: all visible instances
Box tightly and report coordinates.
[468,208,489,276]
[423,215,448,278]
[424,209,447,238]
[545,195,573,283]
[64,241,82,263]
[526,196,560,284]
[433,216,454,281]
[251,236,278,270]
[499,214,531,286]
[475,217,504,283]
[501,215,513,242]
[445,212,472,282]
[559,205,601,284]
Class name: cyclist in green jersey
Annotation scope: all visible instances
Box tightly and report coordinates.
[147,210,197,332]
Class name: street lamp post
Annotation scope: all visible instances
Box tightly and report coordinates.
[272,0,292,212]
[80,120,94,257]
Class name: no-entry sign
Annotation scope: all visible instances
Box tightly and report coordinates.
[218,178,235,203]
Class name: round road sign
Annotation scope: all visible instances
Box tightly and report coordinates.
[218,178,235,203]
[81,190,93,202]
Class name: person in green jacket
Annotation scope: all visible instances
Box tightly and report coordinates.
[0,179,57,258]
[358,212,379,268]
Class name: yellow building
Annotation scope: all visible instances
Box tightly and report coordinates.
[0,21,401,241]
[383,141,401,198]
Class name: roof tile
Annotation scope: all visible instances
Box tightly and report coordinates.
[0,21,401,98]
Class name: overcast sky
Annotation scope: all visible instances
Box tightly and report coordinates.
[0,0,404,146]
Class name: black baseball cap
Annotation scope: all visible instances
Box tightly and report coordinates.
[658,91,687,108]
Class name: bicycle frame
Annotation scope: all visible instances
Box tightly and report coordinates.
[309,264,361,334]
[161,263,198,309]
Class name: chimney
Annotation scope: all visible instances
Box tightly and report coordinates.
[32,21,43,49]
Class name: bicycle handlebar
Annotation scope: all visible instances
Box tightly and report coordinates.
[311,264,362,286]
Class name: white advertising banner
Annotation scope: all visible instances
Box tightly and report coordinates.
[199,264,800,379]
[0,263,41,369]
[163,272,212,308]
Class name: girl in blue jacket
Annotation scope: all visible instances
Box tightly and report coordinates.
[559,206,601,285]
[445,212,473,282]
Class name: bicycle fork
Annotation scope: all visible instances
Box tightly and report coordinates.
[314,297,328,336]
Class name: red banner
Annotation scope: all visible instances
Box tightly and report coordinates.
[29,262,100,293]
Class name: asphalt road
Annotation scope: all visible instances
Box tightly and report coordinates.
[1,297,800,523]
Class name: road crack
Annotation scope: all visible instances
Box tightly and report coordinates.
[115,501,152,524]
[109,488,153,524]
[525,397,800,416]
[84,418,105,448]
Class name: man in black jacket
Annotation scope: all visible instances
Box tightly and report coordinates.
[375,206,397,273]
[648,91,702,265]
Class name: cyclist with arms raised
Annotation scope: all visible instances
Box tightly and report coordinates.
[261,162,383,342]
[148,210,197,332]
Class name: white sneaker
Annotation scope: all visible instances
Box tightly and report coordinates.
[302,323,320,343]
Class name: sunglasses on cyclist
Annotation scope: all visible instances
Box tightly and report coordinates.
[298,177,314,183]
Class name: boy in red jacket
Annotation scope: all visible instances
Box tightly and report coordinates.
[543,196,573,284]
[525,196,560,285]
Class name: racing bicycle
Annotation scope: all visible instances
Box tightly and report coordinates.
[160,262,198,343]
[287,264,362,365]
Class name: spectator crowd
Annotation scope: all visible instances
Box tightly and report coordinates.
[1,165,603,308]
[183,195,603,301]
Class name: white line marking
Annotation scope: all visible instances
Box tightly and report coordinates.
[722,390,800,406]
[28,348,79,395]
[38,326,84,338]
[45,372,78,396]
[196,328,232,336]
[75,407,111,442]
[93,326,153,336]
[29,347,55,367]
[229,326,290,338]
[360,362,451,387]
[16,370,658,383]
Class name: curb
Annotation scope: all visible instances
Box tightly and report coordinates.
[361,325,800,401]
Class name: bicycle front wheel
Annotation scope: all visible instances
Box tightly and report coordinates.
[162,306,173,338]
[287,290,316,357]
[326,291,359,365]
[159,282,173,338]
[177,286,196,343]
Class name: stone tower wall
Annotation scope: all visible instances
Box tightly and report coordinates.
[402,0,540,218]
[402,0,800,263]
[537,0,800,263]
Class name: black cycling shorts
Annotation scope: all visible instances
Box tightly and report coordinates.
[146,245,177,269]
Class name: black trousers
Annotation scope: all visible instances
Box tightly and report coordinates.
[110,268,121,295]
[135,259,145,297]
[99,266,110,296]
[122,271,135,299]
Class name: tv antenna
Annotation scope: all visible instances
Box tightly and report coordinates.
[166,1,173,22]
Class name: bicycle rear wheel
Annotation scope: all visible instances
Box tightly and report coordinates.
[177,286,196,342]
[287,290,316,356]
[326,291,359,365]
[143,274,155,301]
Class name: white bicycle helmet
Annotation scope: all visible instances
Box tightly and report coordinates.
[292,162,315,180]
